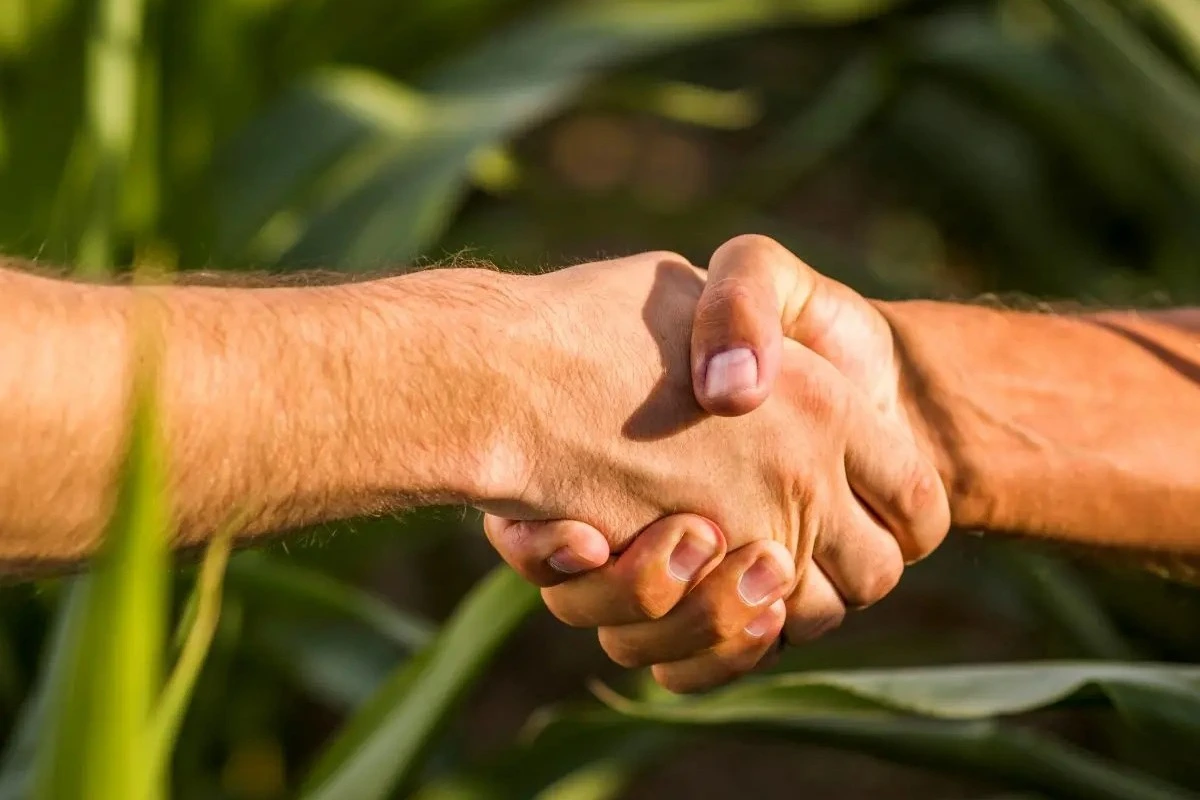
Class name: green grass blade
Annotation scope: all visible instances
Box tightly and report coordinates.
[0,583,88,800]
[76,0,148,274]
[147,523,235,785]
[299,566,539,800]
[225,551,435,652]
[992,546,1135,660]
[32,335,170,800]
[411,711,675,800]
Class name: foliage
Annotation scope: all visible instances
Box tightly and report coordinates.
[1,0,1199,798]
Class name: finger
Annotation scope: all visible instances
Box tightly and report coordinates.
[650,599,786,694]
[541,514,725,627]
[693,235,816,415]
[781,564,846,644]
[596,540,794,668]
[813,492,904,609]
[842,406,950,563]
[483,515,611,588]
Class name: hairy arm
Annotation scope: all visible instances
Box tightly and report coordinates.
[0,262,523,571]
[885,301,1200,571]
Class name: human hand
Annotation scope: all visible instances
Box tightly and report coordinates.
[483,239,949,690]
[477,250,936,556]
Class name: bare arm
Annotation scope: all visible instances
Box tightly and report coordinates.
[0,263,518,570]
[0,250,943,596]
[885,301,1200,571]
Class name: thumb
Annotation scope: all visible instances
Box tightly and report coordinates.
[691,235,820,416]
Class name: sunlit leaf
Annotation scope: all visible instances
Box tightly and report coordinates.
[603,662,1200,800]
[225,551,434,652]
[411,710,675,800]
[299,566,539,800]
[147,523,236,784]
[32,330,170,800]
[218,0,912,269]
[1040,0,1200,194]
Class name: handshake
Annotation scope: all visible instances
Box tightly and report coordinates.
[468,234,951,693]
[6,231,1197,693]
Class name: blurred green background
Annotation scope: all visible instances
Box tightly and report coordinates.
[2,0,1200,798]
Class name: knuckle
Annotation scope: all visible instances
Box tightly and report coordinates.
[787,607,845,643]
[893,460,951,561]
[695,279,759,332]
[630,582,673,621]
[643,249,691,267]
[897,458,941,521]
[597,629,648,669]
[713,233,783,265]
[848,556,903,608]
[653,665,730,696]
[540,588,591,628]
[787,365,846,421]
[692,592,742,643]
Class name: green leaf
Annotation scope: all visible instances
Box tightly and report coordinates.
[32,340,170,800]
[76,0,150,274]
[147,523,236,784]
[217,0,911,268]
[225,551,435,652]
[602,662,1200,800]
[994,546,1136,660]
[0,584,87,800]
[1039,0,1200,195]
[299,566,539,800]
[411,710,675,800]
[735,48,893,206]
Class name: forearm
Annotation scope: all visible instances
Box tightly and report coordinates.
[0,264,520,570]
[881,300,1200,559]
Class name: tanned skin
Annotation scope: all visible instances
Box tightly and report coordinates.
[490,235,1200,692]
[5,233,1199,692]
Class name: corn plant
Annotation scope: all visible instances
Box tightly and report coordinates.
[1,0,1199,798]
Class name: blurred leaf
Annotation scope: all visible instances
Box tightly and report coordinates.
[33,339,170,800]
[995,547,1137,660]
[903,10,1179,224]
[76,0,149,274]
[629,662,1200,722]
[881,82,1124,294]
[298,566,539,800]
[736,49,893,204]
[1040,0,1200,195]
[411,710,675,800]
[148,523,235,784]
[603,662,1200,799]
[219,0,912,268]
[255,618,404,711]
[1132,0,1200,76]
[0,584,86,800]
[225,551,434,652]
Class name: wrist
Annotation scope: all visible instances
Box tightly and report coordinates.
[873,299,986,532]
[360,268,539,509]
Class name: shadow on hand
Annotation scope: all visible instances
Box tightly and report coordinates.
[622,256,709,442]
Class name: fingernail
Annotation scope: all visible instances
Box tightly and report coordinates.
[704,348,758,400]
[745,600,784,638]
[548,547,594,575]
[668,526,719,582]
[738,554,788,605]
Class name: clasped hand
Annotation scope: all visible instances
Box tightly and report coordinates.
[477,235,950,693]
